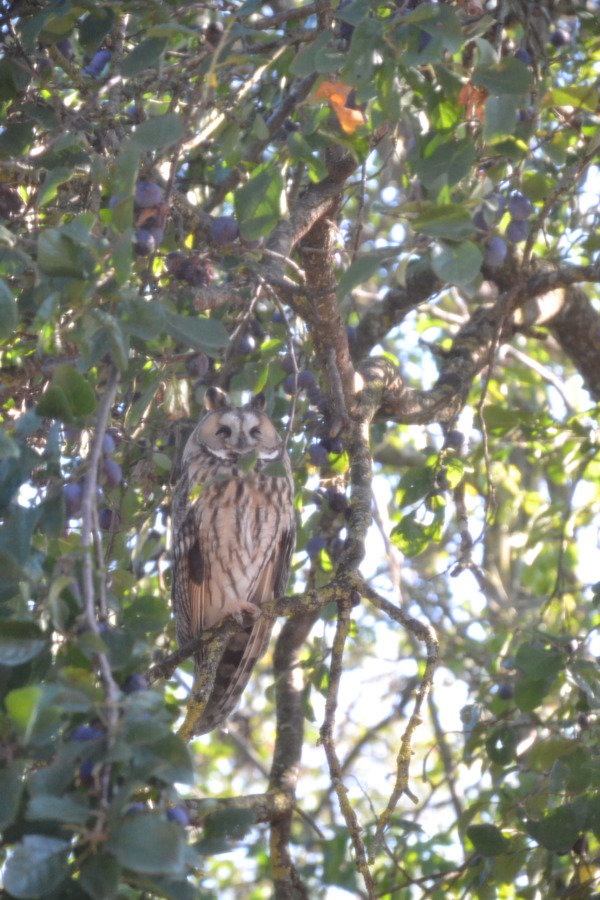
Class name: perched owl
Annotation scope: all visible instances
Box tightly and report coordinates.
[171,387,296,735]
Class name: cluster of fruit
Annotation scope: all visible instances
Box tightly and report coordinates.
[132,180,168,258]
[474,191,534,268]
[62,430,122,532]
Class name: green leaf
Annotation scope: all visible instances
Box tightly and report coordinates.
[78,8,114,53]
[0,122,33,159]
[27,793,90,825]
[129,115,185,152]
[3,835,70,898]
[5,685,43,733]
[163,310,229,353]
[484,95,519,140]
[337,0,369,26]
[403,5,463,54]
[263,459,288,478]
[0,504,41,564]
[482,405,521,433]
[79,853,121,900]
[0,277,17,339]
[290,32,333,76]
[0,763,25,829]
[237,450,257,473]
[124,298,165,341]
[472,58,533,96]
[37,365,96,422]
[37,167,74,207]
[414,140,476,190]
[0,620,46,666]
[486,725,517,765]
[466,824,510,857]
[550,85,599,112]
[514,678,554,711]
[122,37,167,76]
[113,144,140,202]
[395,466,435,508]
[525,800,587,854]
[0,428,19,458]
[137,733,195,785]
[112,231,134,284]
[234,165,285,240]
[431,241,483,286]
[53,365,97,417]
[515,642,564,679]
[37,229,95,278]
[412,206,474,241]
[202,807,256,842]
[337,254,385,298]
[526,738,574,771]
[391,511,442,558]
[35,385,73,423]
[108,813,187,876]
[0,58,26,100]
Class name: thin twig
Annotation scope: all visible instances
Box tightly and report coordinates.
[319,600,376,899]
[259,277,298,448]
[80,365,120,833]
[360,582,438,859]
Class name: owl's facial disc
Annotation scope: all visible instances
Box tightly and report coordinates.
[192,408,282,462]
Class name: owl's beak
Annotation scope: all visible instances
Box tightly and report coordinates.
[237,434,248,451]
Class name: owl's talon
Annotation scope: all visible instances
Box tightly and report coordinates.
[231,601,261,625]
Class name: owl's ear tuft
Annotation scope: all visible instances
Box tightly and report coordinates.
[248,392,266,412]
[204,387,230,410]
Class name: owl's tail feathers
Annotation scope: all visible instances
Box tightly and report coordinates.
[178,617,273,738]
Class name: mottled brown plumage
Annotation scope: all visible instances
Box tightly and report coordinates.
[171,388,295,735]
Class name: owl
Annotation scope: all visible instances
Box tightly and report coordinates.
[170,387,296,736]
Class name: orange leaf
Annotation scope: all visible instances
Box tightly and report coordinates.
[313,80,366,134]
[459,82,488,124]
[314,80,353,105]
[332,104,367,135]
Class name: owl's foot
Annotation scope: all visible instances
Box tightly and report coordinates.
[231,600,261,625]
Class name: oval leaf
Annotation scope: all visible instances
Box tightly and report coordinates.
[3,835,70,898]
[234,165,285,240]
[0,620,46,666]
[431,241,483,286]
[108,813,186,876]
[467,823,510,857]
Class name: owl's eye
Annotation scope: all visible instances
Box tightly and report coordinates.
[215,425,232,438]
[249,426,261,439]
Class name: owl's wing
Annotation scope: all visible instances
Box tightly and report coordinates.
[198,523,296,733]
[170,476,198,650]
[171,473,296,735]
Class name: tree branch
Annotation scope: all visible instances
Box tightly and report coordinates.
[361,582,438,858]
[269,612,318,900]
[319,600,376,898]
[80,364,120,833]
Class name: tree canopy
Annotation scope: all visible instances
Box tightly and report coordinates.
[0,0,599,897]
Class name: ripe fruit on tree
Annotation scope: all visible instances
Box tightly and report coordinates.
[484,236,507,268]
[308,443,329,467]
[506,219,528,244]
[135,180,163,208]
[83,49,111,77]
[210,215,239,246]
[306,534,326,558]
[507,192,532,221]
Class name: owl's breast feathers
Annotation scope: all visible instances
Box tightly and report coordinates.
[171,463,295,735]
